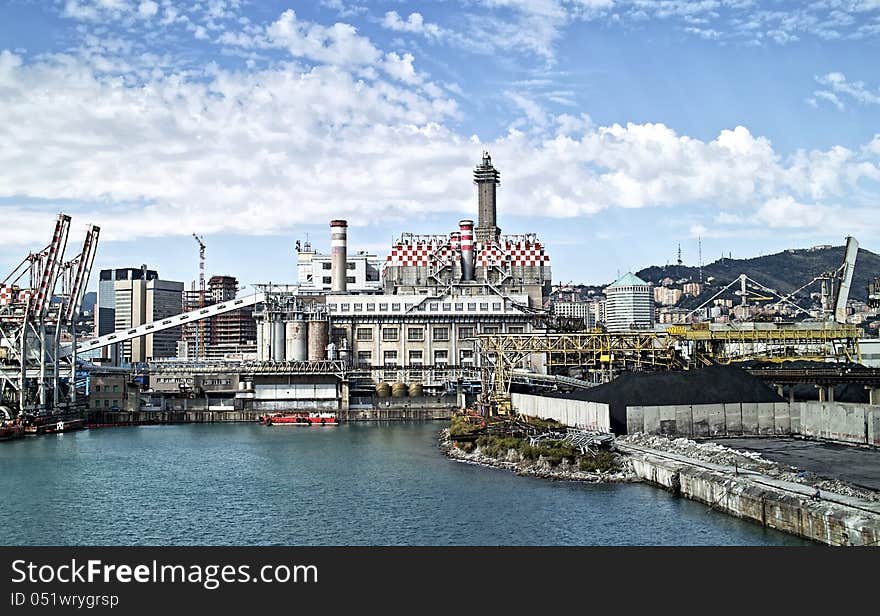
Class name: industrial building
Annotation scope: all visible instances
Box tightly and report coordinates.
[552,301,596,328]
[251,154,554,391]
[296,239,382,293]
[604,273,655,332]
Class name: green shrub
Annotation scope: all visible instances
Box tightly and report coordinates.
[577,451,619,473]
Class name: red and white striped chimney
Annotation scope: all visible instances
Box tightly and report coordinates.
[330,220,348,293]
[459,220,475,281]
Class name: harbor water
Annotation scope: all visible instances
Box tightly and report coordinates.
[0,422,809,545]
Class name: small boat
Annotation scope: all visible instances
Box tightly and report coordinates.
[259,412,339,426]
[22,415,86,435]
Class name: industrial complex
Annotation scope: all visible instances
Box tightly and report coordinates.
[0,152,877,431]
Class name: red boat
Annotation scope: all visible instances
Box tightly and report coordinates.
[259,412,339,426]
[22,416,86,435]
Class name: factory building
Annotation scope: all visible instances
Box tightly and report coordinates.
[604,273,655,332]
[296,237,382,293]
[253,153,552,388]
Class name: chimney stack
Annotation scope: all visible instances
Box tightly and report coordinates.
[459,220,475,282]
[330,220,348,293]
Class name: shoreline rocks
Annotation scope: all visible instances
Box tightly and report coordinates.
[438,429,638,484]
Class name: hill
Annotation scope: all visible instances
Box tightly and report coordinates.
[636,244,880,302]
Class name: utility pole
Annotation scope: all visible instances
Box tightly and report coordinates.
[192,234,206,360]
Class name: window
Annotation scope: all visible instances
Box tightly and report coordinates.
[322,262,331,270]
[492,302,502,311]
[356,328,373,341]
[408,350,423,365]
[429,302,439,311]
[354,303,363,311]
[467,302,476,311]
[347,262,356,270]
[346,276,355,284]
[442,303,451,311]
[433,327,449,341]
[340,303,350,312]
[113,400,119,408]
[113,385,119,393]
[383,350,398,365]
[382,328,398,342]
[509,326,525,334]
[332,328,347,341]
[379,303,388,311]
[407,328,424,342]
[94,385,101,393]
[322,276,332,284]
[434,350,449,365]
[357,351,371,367]
[459,327,474,339]
[392,303,401,311]
[366,303,375,312]
[483,326,499,335]
[328,304,337,312]
[479,302,489,311]
[454,303,463,311]
[104,400,109,407]
[460,349,475,363]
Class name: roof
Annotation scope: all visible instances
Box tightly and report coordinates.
[607,272,649,288]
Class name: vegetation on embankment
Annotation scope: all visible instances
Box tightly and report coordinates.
[442,412,632,481]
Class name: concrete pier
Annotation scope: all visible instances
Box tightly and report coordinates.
[620,443,880,546]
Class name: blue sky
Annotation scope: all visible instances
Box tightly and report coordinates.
[0,0,879,291]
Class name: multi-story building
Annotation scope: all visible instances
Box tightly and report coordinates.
[654,286,682,306]
[297,244,382,293]
[181,275,257,360]
[107,267,183,364]
[552,301,595,328]
[97,266,158,362]
[86,367,140,412]
[683,282,703,296]
[604,273,654,332]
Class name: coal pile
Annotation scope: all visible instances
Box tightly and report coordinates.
[549,365,784,434]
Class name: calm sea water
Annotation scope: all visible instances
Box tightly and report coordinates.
[0,422,808,545]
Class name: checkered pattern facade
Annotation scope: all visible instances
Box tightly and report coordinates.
[0,286,32,307]
[384,237,550,270]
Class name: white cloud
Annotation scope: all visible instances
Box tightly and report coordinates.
[137,1,158,19]
[381,12,443,39]
[816,71,880,105]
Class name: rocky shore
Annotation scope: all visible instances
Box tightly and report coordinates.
[438,429,638,483]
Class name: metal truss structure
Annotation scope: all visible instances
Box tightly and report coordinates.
[476,325,863,409]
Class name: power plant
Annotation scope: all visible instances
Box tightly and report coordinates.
[0,153,873,424]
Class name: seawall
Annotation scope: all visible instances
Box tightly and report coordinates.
[621,443,880,546]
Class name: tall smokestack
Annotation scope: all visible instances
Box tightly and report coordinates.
[459,220,475,282]
[474,151,500,244]
[330,220,348,293]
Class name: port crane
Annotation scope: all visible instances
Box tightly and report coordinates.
[0,215,99,416]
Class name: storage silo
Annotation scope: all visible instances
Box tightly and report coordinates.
[272,319,286,362]
[285,315,308,362]
[307,317,329,361]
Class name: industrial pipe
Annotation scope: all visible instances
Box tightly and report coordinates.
[330,220,348,293]
[459,220,475,282]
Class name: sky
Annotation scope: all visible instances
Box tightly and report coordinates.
[0,0,879,292]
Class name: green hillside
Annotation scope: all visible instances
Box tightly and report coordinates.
[636,244,880,301]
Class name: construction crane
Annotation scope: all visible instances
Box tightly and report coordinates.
[192,234,206,360]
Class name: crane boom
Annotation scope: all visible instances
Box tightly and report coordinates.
[64,225,100,323]
[32,213,71,317]
[834,236,858,324]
